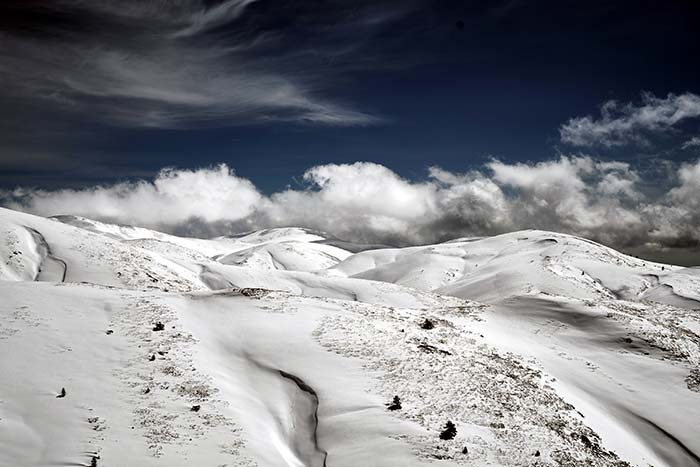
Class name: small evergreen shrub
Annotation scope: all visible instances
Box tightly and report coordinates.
[439,421,457,440]
[387,395,402,411]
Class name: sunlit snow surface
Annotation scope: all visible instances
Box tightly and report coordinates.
[1,207,698,467]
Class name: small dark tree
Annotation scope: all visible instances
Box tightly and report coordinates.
[56,387,66,398]
[439,421,457,440]
[387,396,402,411]
[90,455,99,467]
[421,318,435,330]
[190,405,201,412]
[152,322,165,331]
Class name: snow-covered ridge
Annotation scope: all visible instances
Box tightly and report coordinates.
[1,206,699,467]
[221,227,328,244]
[330,229,700,307]
[217,241,352,272]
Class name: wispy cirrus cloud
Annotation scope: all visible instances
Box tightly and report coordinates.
[0,1,390,130]
[560,92,700,147]
[173,0,260,37]
[682,136,700,150]
[57,47,379,128]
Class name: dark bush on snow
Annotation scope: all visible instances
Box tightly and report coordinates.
[439,421,457,440]
[387,395,402,411]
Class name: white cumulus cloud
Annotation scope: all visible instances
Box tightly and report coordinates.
[5,157,700,252]
[8,165,263,226]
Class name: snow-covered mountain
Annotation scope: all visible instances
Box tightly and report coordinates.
[1,206,698,467]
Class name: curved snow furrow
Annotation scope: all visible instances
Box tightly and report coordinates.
[243,356,328,467]
[199,351,330,467]
[0,223,67,282]
[642,284,700,310]
[268,251,289,271]
[560,382,700,467]
[24,226,67,282]
[315,250,343,264]
[198,264,236,290]
[478,296,700,467]
[278,370,329,467]
[627,411,700,467]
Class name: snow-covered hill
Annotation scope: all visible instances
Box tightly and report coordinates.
[330,230,700,307]
[1,206,698,467]
[217,241,351,272]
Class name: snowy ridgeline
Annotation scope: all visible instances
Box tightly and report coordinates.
[0,206,699,467]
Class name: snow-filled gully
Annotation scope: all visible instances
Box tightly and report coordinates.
[277,370,328,467]
[246,356,329,467]
[626,410,700,466]
[176,296,335,467]
[24,226,67,282]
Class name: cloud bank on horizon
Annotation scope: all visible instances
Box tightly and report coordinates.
[5,90,700,252]
[4,156,700,252]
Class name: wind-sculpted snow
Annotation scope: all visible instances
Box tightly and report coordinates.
[472,296,700,466]
[315,301,631,466]
[330,230,693,306]
[0,223,49,281]
[218,241,351,272]
[228,227,328,245]
[1,207,699,467]
[640,268,700,308]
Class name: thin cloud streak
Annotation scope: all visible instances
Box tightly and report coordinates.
[682,137,700,150]
[560,92,700,148]
[0,1,385,129]
[173,0,259,37]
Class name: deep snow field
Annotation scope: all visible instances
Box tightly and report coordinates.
[0,206,698,467]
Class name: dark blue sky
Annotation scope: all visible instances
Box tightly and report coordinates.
[1,0,699,192]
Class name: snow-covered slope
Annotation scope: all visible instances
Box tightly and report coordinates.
[1,207,699,467]
[331,230,700,466]
[225,227,327,245]
[217,241,351,272]
[56,215,354,273]
[0,221,60,281]
[330,230,698,307]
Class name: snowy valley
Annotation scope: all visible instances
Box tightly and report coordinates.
[0,206,698,467]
